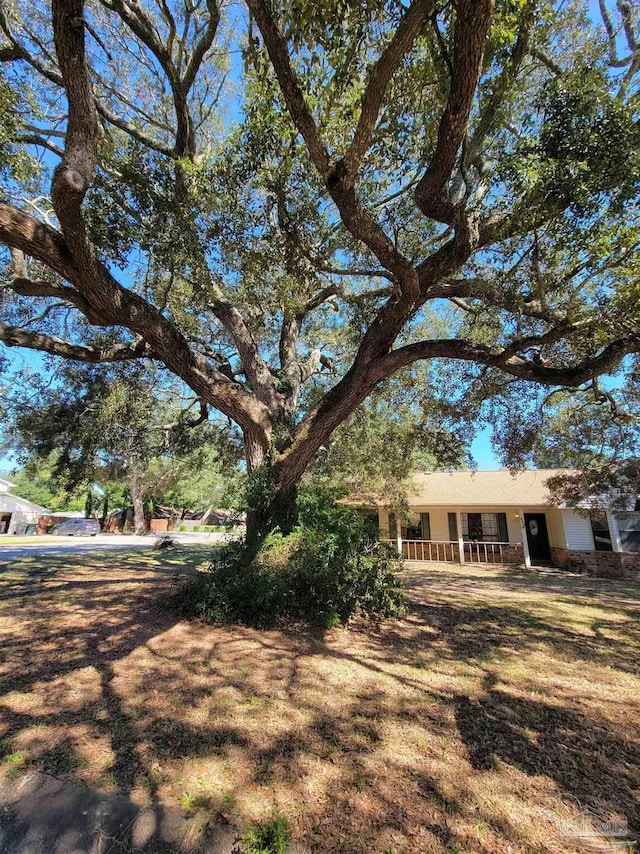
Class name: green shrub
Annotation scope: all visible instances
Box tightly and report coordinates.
[181,487,404,627]
[242,810,291,854]
[182,538,286,628]
[193,524,201,532]
[178,524,187,532]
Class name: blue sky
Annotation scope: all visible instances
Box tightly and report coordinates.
[470,427,501,470]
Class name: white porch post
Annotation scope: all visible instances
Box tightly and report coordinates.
[607,511,622,552]
[456,510,465,565]
[520,509,532,568]
[396,527,403,556]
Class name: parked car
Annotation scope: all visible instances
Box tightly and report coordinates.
[52,518,101,536]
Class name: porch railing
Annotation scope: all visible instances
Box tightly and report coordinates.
[463,541,510,564]
[380,537,512,565]
[403,540,459,562]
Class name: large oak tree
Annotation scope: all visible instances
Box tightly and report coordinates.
[1,0,639,533]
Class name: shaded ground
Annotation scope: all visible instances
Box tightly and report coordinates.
[0,551,638,853]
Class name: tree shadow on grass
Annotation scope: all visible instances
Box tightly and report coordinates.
[0,557,239,852]
[1,557,640,853]
[0,770,237,853]
[453,671,640,841]
[357,595,640,675]
[403,563,640,611]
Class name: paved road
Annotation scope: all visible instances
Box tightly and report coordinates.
[0,532,231,562]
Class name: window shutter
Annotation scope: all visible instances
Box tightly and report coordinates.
[497,513,508,543]
[389,513,397,540]
[421,513,431,540]
[448,512,458,540]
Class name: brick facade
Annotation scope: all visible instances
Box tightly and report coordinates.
[500,544,525,566]
[550,547,640,580]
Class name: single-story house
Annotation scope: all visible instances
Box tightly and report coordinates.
[103,505,246,533]
[351,469,640,578]
[0,478,48,535]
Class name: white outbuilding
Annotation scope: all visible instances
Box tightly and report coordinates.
[0,478,48,534]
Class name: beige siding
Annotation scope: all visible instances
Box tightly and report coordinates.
[378,508,391,537]
[546,510,566,549]
[427,508,451,541]
[405,506,530,544]
[506,511,523,544]
[563,511,594,550]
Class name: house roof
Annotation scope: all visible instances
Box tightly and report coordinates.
[0,493,48,513]
[0,478,48,512]
[353,469,570,508]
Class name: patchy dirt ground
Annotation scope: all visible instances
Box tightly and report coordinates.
[0,549,638,853]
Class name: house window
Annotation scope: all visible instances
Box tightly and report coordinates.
[590,512,613,551]
[615,513,640,552]
[460,512,508,542]
[401,512,430,540]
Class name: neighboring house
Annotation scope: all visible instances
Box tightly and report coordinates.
[352,469,640,578]
[103,505,246,533]
[0,478,48,535]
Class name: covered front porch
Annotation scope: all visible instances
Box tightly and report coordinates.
[371,506,560,568]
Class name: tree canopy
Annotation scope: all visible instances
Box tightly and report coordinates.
[2,361,242,530]
[1,0,639,530]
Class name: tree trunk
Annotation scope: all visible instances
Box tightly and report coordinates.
[130,472,149,535]
[245,478,298,545]
[100,494,109,530]
[243,426,272,545]
[144,498,153,532]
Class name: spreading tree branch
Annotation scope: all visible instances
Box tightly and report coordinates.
[415,0,495,223]
[246,0,418,291]
[344,0,435,182]
[0,320,154,362]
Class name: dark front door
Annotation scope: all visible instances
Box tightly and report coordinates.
[524,513,550,562]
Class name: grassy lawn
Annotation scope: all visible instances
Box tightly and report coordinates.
[0,551,638,853]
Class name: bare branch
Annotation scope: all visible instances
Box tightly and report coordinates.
[16,134,65,157]
[530,48,563,76]
[599,0,619,64]
[96,102,174,155]
[618,0,638,53]
[103,0,219,157]
[6,275,92,314]
[464,0,536,170]
[0,201,86,291]
[245,0,330,175]
[182,0,220,90]
[51,0,100,264]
